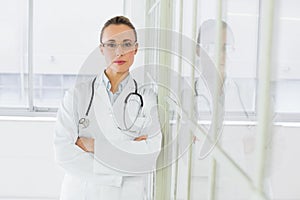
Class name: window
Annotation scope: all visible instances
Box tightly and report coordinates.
[0,0,123,114]
[0,0,28,108]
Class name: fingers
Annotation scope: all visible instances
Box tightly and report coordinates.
[75,137,95,153]
[75,138,88,151]
[134,135,148,141]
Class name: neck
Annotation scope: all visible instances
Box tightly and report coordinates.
[104,69,129,93]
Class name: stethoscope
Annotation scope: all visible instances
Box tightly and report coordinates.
[78,76,144,132]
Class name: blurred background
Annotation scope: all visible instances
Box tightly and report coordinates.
[0,0,299,199]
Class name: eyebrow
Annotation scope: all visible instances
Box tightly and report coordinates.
[104,39,134,43]
[122,39,133,42]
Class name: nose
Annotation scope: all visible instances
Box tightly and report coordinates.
[115,44,124,56]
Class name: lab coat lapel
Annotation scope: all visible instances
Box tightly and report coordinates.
[96,82,111,108]
[94,83,122,139]
[112,76,135,129]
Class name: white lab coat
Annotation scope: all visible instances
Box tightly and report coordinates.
[54,74,162,200]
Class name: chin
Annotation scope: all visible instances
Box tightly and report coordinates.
[114,68,130,74]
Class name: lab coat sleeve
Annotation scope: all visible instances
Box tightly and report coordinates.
[92,88,162,175]
[54,89,122,185]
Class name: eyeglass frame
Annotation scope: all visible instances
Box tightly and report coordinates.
[197,43,235,53]
[100,40,138,51]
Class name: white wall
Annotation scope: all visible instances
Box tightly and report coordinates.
[0,119,64,199]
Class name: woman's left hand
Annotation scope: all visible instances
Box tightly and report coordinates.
[134,135,148,141]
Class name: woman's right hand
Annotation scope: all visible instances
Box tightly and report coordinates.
[75,137,94,153]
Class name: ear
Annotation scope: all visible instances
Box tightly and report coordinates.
[99,44,104,55]
[134,43,138,55]
[196,44,200,57]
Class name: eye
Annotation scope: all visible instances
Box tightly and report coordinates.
[123,42,133,48]
[106,43,117,48]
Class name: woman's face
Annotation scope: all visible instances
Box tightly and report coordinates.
[197,28,229,66]
[100,24,138,74]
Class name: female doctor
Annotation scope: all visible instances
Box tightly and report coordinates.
[54,16,162,200]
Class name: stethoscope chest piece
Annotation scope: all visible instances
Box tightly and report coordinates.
[79,117,89,129]
[78,76,144,132]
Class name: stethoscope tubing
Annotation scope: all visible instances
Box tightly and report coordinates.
[78,76,143,132]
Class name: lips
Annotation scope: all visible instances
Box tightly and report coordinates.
[114,60,126,65]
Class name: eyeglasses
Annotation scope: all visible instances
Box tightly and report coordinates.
[201,43,234,53]
[101,41,137,51]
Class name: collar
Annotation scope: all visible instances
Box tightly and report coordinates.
[96,70,131,93]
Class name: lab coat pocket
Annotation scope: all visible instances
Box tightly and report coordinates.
[86,183,121,200]
[60,174,85,200]
[120,176,146,200]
